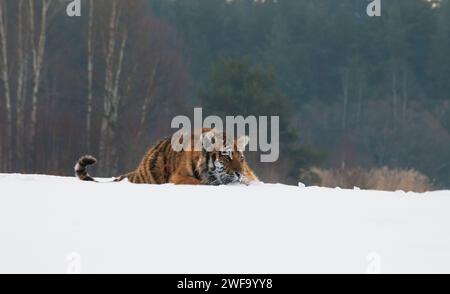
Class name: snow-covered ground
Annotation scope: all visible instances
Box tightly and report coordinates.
[0,173,449,274]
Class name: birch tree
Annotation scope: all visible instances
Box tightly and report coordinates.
[28,0,51,168]
[98,0,128,174]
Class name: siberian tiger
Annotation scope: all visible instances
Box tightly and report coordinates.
[74,128,258,185]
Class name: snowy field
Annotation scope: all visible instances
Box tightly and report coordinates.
[0,173,450,274]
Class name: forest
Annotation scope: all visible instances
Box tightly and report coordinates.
[0,0,449,188]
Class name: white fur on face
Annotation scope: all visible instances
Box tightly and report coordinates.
[214,159,224,171]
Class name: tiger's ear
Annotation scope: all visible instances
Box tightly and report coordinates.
[202,130,218,152]
[237,135,250,151]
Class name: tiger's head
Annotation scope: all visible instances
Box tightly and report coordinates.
[199,129,252,185]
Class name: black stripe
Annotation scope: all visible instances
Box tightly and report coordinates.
[191,159,200,180]
[162,140,172,182]
[211,153,217,171]
[142,151,154,181]
[154,139,167,151]
[205,152,210,171]
[150,151,160,183]
[145,140,166,182]
[137,173,145,184]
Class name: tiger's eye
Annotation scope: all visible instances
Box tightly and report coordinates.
[221,151,232,159]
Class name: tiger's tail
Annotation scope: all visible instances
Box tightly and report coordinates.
[74,155,133,183]
[74,155,98,181]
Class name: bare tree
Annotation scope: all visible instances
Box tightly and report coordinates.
[137,60,159,141]
[340,67,350,132]
[98,0,128,174]
[28,0,51,169]
[0,0,189,175]
[401,62,409,129]
[0,126,3,171]
[391,63,398,131]
[86,0,94,152]
[15,0,29,170]
[356,66,367,131]
[0,0,13,170]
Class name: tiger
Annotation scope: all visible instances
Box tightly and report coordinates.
[74,128,259,185]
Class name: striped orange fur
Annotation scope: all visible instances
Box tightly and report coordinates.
[75,129,258,185]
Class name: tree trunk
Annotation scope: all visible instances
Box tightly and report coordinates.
[401,64,408,129]
[15,0,27,171]
[109,30,127,174]
[341,68,349,131]
[86,0,94,153]
[356,68,366,131]
[0,0,13,171]
[392,65,398,131]
[0,131,3,171]
[138,61,159,141]
[28,0,50,170]
[99,0,118,175]
[340,67,350,169]
[99,0,127,175]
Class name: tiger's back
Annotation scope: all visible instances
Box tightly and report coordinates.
[126,137,179,184]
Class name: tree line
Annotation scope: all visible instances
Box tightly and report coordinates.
[1,0,450,186]
[0,0,190,176]
[150,0,450,186]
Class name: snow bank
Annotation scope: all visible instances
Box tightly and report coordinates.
[0,173,449,274]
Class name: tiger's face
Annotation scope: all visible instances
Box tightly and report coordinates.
[201,131,250,185]
[205,149,246,185]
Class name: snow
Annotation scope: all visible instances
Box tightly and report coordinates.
[1,173,450,274]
